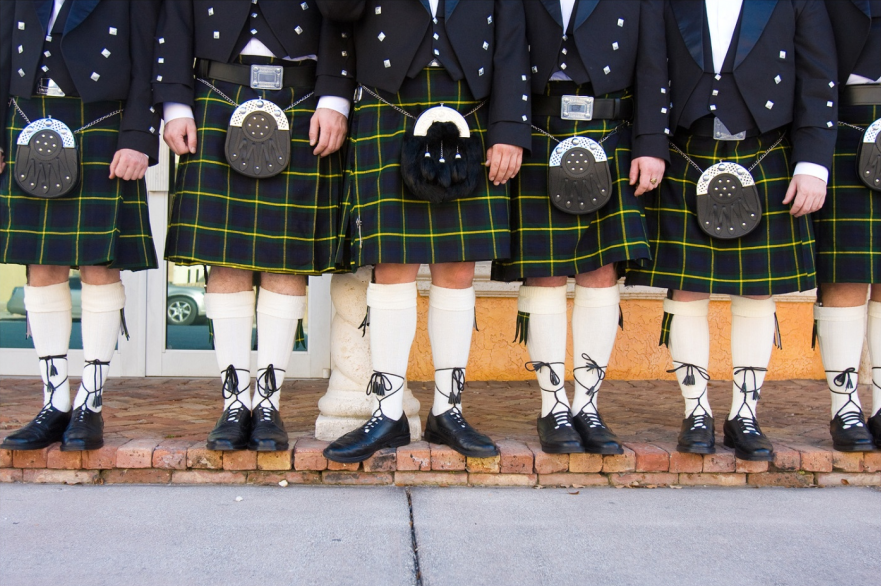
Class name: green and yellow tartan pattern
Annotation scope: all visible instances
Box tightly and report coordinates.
[492,85,650,281]
[814,104,881,284]
[166,70,342,275]
[626,130,816,295]
[1,95,156,270]
[339,67,510,269]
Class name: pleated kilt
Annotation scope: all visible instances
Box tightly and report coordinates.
[0,95,156,271]
[339,67,509,268]
[814,104,881,283]
[165,66,342,274]
[492,84,650,282]
[625,129,816,295]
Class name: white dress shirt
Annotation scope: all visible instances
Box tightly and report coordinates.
[47,0,66,31]
[704,0,826,182]
[549,0,578,82]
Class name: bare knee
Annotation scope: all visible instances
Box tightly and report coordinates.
[429,262,475,289]
[79,265,121,286]
[574,264,618,288]
[374,263,420,285]
[671,289,710,302]
[207,266,254,293]
[27,265,70,287]
[820,283,870,307]
[524,276,568,288]
[261,273,306,296]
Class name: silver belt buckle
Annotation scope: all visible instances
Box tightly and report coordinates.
[713,117,746,141]
[37,78,65,97]
[250,64,284,90]
[561,95,594,121]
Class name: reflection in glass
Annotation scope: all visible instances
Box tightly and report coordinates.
[0,266,83,349]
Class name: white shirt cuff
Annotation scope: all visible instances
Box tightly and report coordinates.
[793,162,828,184]
[163,103,195,123]
[316,96,350,119]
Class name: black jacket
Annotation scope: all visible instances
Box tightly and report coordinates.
[666,0,837,169]
[827,0,875,82]
[1,0,162,162]
[151,0,355,108]
[524,0,669,160]
[316,0,531,150]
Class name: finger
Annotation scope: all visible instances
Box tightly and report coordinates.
[314,126,332,156]
[484,146,494,168]
[508,151,523,180]
[186,126,198,154]
[488,150,502,182]
[782,179,798,206]
[629,160,640,186]
[494,152,511,185]
[167,133,187,156]
[790,192,806,217]
[329,127,345,155]
[309,114,320,148]
[108,153,121,179]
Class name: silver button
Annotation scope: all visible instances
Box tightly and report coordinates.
[41,65,49,72]
[612,42,619,50]
[45,35,52,42]
[661,107,667,114]
[715,74,721,81]
[712,89,719,96]
[102,48,111,58]
[560,63,567,70]
[561,48,567,55]
[434,49,439,55]
[18,69,25,77]
[774,75,781,84]
[487,16,493,24]
[617,18,624,26]
[109,27,117,35]
[779,51,786,59]
[91,72,101,82]
[149,127,156,134]
[208,7,214,15]
[479,67,485,76]
[375,6,381,14]
[150,106,155,113]
[302,2,309,9]
[159,37,165,44]
[378,32,385,41]
[710,104,716,111]
[483,41,489,50]
[829,81,836,88]
[827,101,834,107]
[158,57,165,63]
[532,65,538,73]
[341,51,348,57]
[661,88,666,94]
[433,18,438,24]
[603,66,611,75]
[44,51,51,58]
[664,128,670,135]
[295,26,303,34]
[562,35,567,41]
[342,70,348,76]
[18,22,25,30]
[433,33,439,40]
[521,75,527,81]
[384,59,391,68]
[251,28,257,35]
[17,45,23,54]
[156,75,163,81]
[522,95,528,101]
[827,121,834,128]
[765,100,774,110]
[522,115,528,121]
[214,31,220,39]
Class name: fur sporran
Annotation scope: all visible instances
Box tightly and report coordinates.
[857,119,881,192]
[14,118,79,199]
[695,162,762,239]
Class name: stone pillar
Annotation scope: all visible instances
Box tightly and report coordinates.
[315,267,422,441]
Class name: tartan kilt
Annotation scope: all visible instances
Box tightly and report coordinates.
[814,104,881,283]
[0,95,156,271]
[492,84,650,282]
[165,72,342,274]
[339,67,509,268]
[625,129,816,295]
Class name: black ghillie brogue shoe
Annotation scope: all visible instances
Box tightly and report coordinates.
[248,365,289,451]
[1,406,70,450]
[424,408,498,458]
[207,365,252,451]
[572,410,624,455]
[723,416,774,461]
[61,406,104,451]
[537,410,585,454]
[869,411,881,449]
[830,412,875,452]
[677,413,716,454]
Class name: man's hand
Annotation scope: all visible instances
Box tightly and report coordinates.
[782,174,826,217]
[109,148,149,181]
[164,117,198,156]
[485,144,523,185]
[629,156,666,196]
[0,150,5,176]
[309,108,348,157]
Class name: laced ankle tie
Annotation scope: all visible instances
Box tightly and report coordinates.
[690,413,711,431]
[253,364,283,421]
[364,371,404,428]
[526,361,571,429]
[827,367,865,428]
[667,362,710,387]
[221,365,250,423]
[734,366,768,403]
[573,353,607,416]
[74,359,109,420]
[35,355,67,422]
[435,367,465,405]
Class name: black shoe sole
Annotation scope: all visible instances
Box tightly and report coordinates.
[722,436,774,461]
[832,441,877,452]
[0,439,59,451]
[676,443,715,455]
[248,439,290,452]
[323,434,411,463]
[423,429,499,458]
[583,444,625,455]
[207,439,249,451]
[539,441,586,454]
[60,439,104,452]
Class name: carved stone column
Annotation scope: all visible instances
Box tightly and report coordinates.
[315,267,422,441]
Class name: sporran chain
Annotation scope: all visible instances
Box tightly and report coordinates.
[358,85,486,120]
[197,78,314,112]
[10,98,122,134]
[668,131,787,175]
[531,120,631,146]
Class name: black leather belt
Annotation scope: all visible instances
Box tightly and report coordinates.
[196,59,316,89]
[841,84,881,107]
[687,116,761,139]
[532,95,633,120]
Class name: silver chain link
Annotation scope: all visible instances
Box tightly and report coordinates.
[531,120,631,146]
[196,78,314,112]
[669,131,787,175]
[358,85,486,120]
[10,98,122,134]
[839,121,866,133]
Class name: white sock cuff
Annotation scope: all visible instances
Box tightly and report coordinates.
[366,281,418,310]
[868,301,881,319]
[573,284,620,308]
[81,281,126,313]
[518,285,567,314]
[205,290,256,319]
[429,285,475,311]
[814,303,867,322]
[257,288,306,320]
[663,298,709,317]
[730,295,775,318]
[24,282,72,313]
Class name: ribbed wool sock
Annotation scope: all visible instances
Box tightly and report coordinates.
[519,285,569,417]
[428,285,476,416]
[728,296,776,421]
[73,282,126,412]
[867,301,881,417]
[24,282,73,411]
[254,289,305,410]
[366,282,418,420]
[815,304,866,418]
[571,285,619,415]
[665,298,712,418]
[206,290,255,411]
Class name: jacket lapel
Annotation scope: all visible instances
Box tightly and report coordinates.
[418,0,431,17]
[64,0,101,34]
[671,1,704,70]
[541,0,564,29]
[734,0,778,68]
[853,0,872,18]
[445,0,459,18]
[573,0,600,31]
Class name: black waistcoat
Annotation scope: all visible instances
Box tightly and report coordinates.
[406,0,462,79]
[554,7,590,85]
[35,0,78,96]
[231,0,288,60]
[678,9,757,134]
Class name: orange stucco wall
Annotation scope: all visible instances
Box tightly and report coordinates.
[406,297,825,382]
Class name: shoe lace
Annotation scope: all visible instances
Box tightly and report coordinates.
[573,353,607,416]
[828,367,865,429]
[221,365,250,423]
[526,361,571,429]
[35,355,67,424]
[689,413,710,431]
[365,371,404,421]
[669,361,712,419]
[579,411,606,429]
[253,364,282,422]
[74,359,110,421]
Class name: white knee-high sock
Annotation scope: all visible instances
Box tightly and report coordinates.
[815,304,866,418]
[24,282,72,411]
[665,298,712,418]
[429,285,476,416]
[867,301,881,417]
[73,282,126,412]
[366,282,418,420]
[571,285,619,415]
[519,285,569,418]
[728,296,776,421]
[206,291,255,410]
[254,288,305,410]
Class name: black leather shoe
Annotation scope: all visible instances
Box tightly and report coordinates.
[61,407,104,451]
[677,414,715,454]
[249,405,289,451]
[829,411,875,452]
[424,409,498,458]
[869,411,881,448]
[324,413,411,463]
[723,416,774,461]
[571,410,624,455]
[207,406,252,451]
[536,410,585,454]
[0,406,70,450]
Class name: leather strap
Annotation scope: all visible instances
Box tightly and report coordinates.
[196,60,316,89]
[841,84,881,107]
[531,95,633,120]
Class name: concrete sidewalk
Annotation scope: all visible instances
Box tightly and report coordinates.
[1,484,879,586]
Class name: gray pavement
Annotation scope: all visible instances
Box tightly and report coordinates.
[0,485,879,586]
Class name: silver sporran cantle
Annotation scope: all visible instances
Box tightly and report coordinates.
[225,99,290,179]
[548,136,612,215]
[15,118,79,198]
[857,118,881,192]
[695,162,762,239]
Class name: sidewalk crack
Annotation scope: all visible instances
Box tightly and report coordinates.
[406,487,423,586]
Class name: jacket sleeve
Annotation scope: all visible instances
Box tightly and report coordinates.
[0,1,14,156]
[488,0,532,151]
[315,0,367,22]
[315,17,356,99]
[118,0,162,164]
[632,0,670,161]
[790,0,838,170]
[151,0,196,108]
